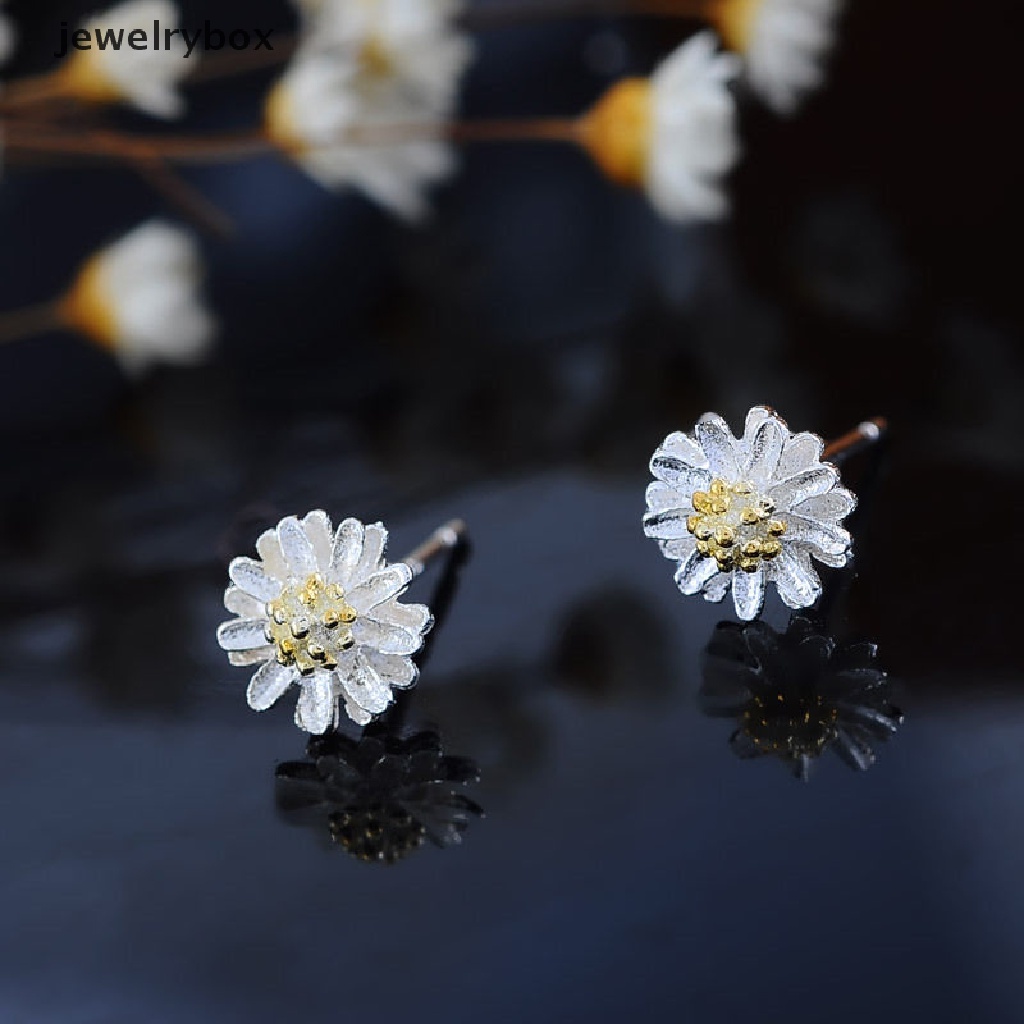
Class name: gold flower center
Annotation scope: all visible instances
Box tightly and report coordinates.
[743,692,839,758]
[579,78,653,189]
[264,572,357,675]
[686,478,787,573]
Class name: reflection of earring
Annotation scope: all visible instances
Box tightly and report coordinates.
[700,616,902,780]
[275,728,483,864]
[643,406,885,621]
[216,512,464,734]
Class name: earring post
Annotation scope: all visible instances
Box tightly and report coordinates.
[823,417,888,462]
[403,519,467,578]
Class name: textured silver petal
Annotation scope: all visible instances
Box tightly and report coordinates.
[330,517,364,587]
[695,413,741,479]
[732,565,766,621]
[256,529,288,580]
[646,480,688,513]
[302,510,334,570]
[674,549,719,596]
[784,515,852,557]
[354,522,388,584]
[657,430,709,469]
[336,649,392,714]
[224,586,264,618]
[650,452,712,496]
[217,617,270,651]
[364,651,419,689]
[643,508,692,540]
[342,696,373,727]
[769,547,822,609]
[792,489,857,522]
[247,659,298,711]
[352,617,421,655]
[769,465,839,511]
[229,646,275,667]
[369,600,432,637]
[703,573,732,603]
[660,535,697,561]
[745,415,787,487]
[776,432,825,481]
[811,548,849,568]
[742,405,776,443]
[278,516,318,578]
[347,563,413,614]
[228,557,282,603]
[294,671,335,734]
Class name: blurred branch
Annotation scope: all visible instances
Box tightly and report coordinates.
[130,156,235,239]
[0,300,64,347]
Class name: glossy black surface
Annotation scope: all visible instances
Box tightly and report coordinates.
[2,0,1022,1021]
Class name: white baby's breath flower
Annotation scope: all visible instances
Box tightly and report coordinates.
[59,0,192,118]
[644,406,857,621]
[265,46,457,220]
[714,0,843,114]
[217,513,434,733]
[581,32,740,222]
[60,220,215,374]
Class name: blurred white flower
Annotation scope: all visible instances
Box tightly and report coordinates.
[714,0,843,114]
[59,0,191,118]
[307,0,472,112]
[217,513,433,733]
[0,2,16,67]
[60,220,215,374]
[581,32,740,222]
[644,406,857,620]
[265,46,457,220]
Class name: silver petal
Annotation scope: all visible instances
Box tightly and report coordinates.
[745,415,786,487]
[369,600,432,637]
[224,586,263,618]
[256,529,289,580]
[784,515,852,557]
[277,516,317,578]
[646,481,687,513]
[247,659,298,711]
[354,522,388,584]
[742,405,776,443]
[352,617,422,656]
[302,510,334,570]
[363,650,419,689]
[674,549,719,596]
[643,509,691,540]
[229,646,274,667]
[776,432,825,481]
[732,565,766,621]
[769,547,822,609]
[695,413,741,479]
[660,535,697,561]
[703,573,732,603]
[336,649,392,714]
[792,489,857,522]
[228,557,281,603]
[294,671,335,734]
[342,697,373,727]
[657,430,708,469]
[649,453,712,496]
[217,617,270,651]
[769,466,839,511]
[330,518,364,588]
[347,563,413,614]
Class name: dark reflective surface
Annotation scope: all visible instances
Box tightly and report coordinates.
[3,0,1024,1021]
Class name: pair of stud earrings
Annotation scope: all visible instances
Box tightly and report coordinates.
[217,405,885,735]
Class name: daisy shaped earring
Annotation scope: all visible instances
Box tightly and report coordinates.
[643,407,885,621]
[217,513,464,734]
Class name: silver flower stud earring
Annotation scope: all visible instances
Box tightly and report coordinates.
[643,406,885,621]
[217,512,464,734]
